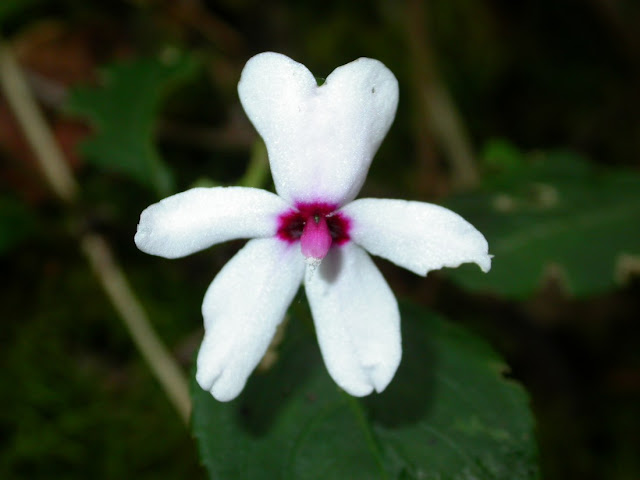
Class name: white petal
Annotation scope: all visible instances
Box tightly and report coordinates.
[342,198,492,276]
[238,52,398,206]
[135,187,289,259]
[196,238,305,401]
[305,243,401,396]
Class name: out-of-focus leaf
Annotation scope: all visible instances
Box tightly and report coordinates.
[0,195,35,254]
[66,54,197,195]
[446,148,640,297]
[192,301,538,480]
[482,138,525,173]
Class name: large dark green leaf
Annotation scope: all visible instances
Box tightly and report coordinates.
[446,149,640,298]
[192,302,538,479]
[66,55,197,195]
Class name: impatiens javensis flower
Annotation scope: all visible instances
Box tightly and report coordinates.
[135,52,491,402]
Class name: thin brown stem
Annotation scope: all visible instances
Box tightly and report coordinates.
[0,44,78,202]
[81,234,191,423]
[0,39,191,424]
[405,0,479,191]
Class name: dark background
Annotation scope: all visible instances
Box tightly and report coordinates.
[1,0,639,478]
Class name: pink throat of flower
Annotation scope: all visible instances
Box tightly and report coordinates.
[277,202,351,260]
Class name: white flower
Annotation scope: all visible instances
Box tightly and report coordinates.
[135,52,491,402]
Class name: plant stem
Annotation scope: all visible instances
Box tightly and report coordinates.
[0,43,78,202]
[0,40,191,424]
[239,139,270,188]
[405,0,479,191]
[81,234,191,423]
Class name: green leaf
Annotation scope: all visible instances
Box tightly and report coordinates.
[481,138,525,173]
[445,149,640,297]
[0,195,35,254]
[192,302,538,480]
[66,54,197,195]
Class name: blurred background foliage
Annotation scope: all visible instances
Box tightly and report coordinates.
[1,0,639,478]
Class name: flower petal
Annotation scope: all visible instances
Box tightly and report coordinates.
[238,52,399,206]
[196,238,305,401]
[305,243,401,396]
[341,198,492,276]
[135,187,289,258]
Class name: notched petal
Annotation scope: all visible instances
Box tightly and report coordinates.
[196,238,305,402]
[238,52,399,205]
[305,244,401,397]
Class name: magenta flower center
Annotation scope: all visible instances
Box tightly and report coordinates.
[277,202,351,260]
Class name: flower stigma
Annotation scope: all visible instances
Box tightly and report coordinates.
[277,202,351,265]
